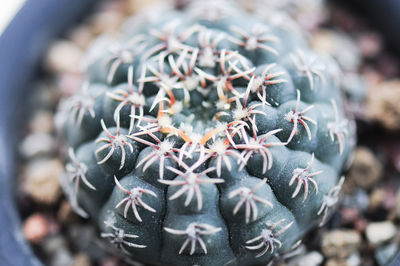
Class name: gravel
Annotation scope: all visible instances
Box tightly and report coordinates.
[366,221,397,247]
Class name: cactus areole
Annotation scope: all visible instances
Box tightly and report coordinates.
[57,1,355,265]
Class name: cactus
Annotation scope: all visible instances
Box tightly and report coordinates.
[57,1,355,265]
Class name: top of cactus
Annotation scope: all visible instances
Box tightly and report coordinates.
[57,1,355,265]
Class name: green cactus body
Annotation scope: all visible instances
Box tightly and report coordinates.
[57,1,355,265]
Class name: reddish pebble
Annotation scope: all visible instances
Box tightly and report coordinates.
[354,217,368,233]
[383,186,396,210]
[358,32,382,58]
[23,214,48,243]
[101,257,122,266]
[57,73,84,96]
[341,207,360,224]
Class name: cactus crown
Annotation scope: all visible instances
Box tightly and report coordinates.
[57,1,355,265]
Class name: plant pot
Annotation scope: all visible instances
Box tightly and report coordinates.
[0,1,399,265]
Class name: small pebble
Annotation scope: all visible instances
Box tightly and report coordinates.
[50,249,74,266]
[29,111,54,133]
[57,73,84,96]
[365,221,397,247]
[89,11,125,35]
[20,132,57,158]
[68,25,95,49]
[31,81,60,109]
[367,80,400,131]
[99,0,130,14]
[128,0,161,13]
[369,188,385,211]
[325,259,345,266]
[357,32,382,58]
[321,230,361,259]
[340,207,360,224]
[287,251,323,266]
[325,252,361,266]
[46,41,83,73]
[72,253,92,266]
[42,235,68,254]
[22,159,63,204]
[57,200,81,224]
[354,217,368,233]
[347,252,361,266]
[100,257,121,266]
[41,235,74,266]
[347,147,382,190]
[23,213,49,243]
[382,186,397,211]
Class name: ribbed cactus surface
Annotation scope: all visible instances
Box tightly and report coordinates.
[57,1,355,265]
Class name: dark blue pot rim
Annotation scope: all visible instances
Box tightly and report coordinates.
[0,1,399,266]
[0,1,96,265]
